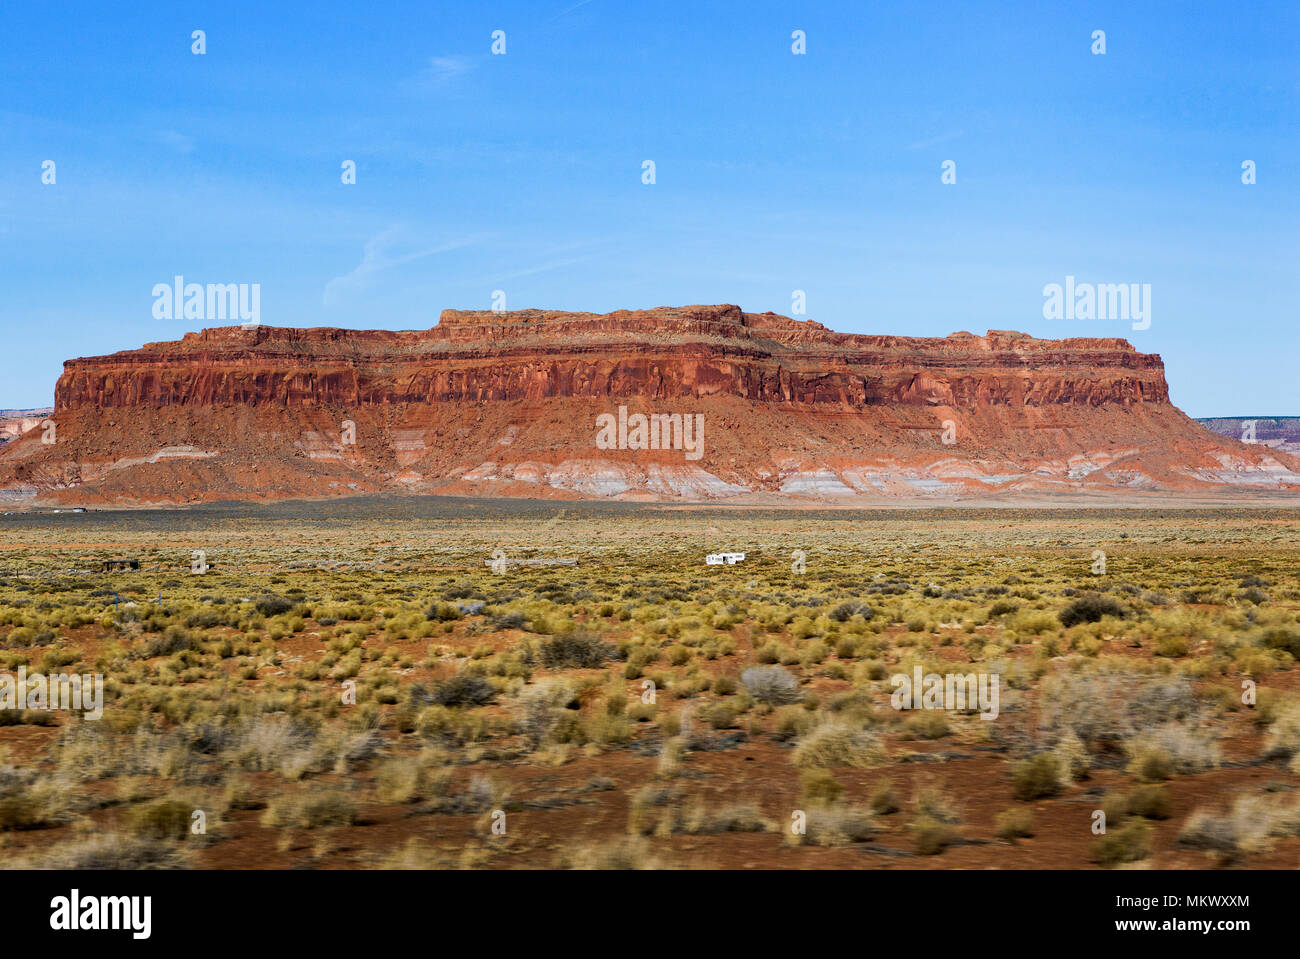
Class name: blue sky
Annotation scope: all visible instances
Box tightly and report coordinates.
[1,0,1296,416]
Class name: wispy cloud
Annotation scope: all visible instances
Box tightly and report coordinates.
[483,254,599,284]
[324,228,486,308]
[405,55,473,92]
[548,0,598,23]
[904,130,964,151]
[472,236,616,285]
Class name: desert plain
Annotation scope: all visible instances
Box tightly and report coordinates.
[0,496,1297,870]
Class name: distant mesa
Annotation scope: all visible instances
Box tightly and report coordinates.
[1197,417,1300,458]
[1,305,1297,506]
[0,409,52,448]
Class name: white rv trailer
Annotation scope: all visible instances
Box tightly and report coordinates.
[705,552,746,565]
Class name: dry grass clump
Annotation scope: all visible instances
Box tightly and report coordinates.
[900,711,950,740]
[800,768,843,806]
[906,779,962,855]
[1178,793,1300,860]
[787,805,877,846]
[1052,730,1091,782]
[517,680,580,748]
[375,757,428,804]
[538,630,613,668]
[262,790,358,828]
[426,673,496,707]
[869,778,901,815]
[1058,594,1128,628]
[126,798,195,839]
[792,721,885,769]
[740,666,801,704]
[1124,723,1221,780]
[0,769,75,831]
[1040,663,1212,761]
[692,803,771,834]
[1092,820,1152,867]
[9,831,192,869]
[379,838,491,870]
[1262,698,1300,768]
[555,836,662,869]
[627,784,770,836]
[994,807,1035,842]
[1011,753,1064,800]
[910,815,958,855]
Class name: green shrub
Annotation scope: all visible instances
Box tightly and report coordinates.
[127,799,193,840]
[1059,595,1127,628]
[800,769,844,806]
[901,711,950,740]
[0,791,62,830]
[869,779,901,815]
[829,601,872,623]
[143,625,197,657]
[702,701,741,730]
[911,815,957,855]
[538,631,613,669]
[255,595,295,617]
[1126,784,1172,820]
[428,674,496,708]
[426,602,462,622]
[994,807,1035,841]
[1126,746,1174,782]
[1092,820,1151,867]
[1011,753,1063,801]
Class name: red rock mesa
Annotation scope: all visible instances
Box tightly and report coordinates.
[2,305,1297,505]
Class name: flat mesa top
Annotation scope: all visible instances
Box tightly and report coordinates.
[78,304,1146,365]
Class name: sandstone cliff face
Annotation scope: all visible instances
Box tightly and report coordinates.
[55,306,1168,409]
[4,305,1297,505]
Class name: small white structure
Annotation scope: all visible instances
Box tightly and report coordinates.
[706,552,746,566]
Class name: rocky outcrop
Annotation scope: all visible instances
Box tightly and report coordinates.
[3,305,1297,505]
